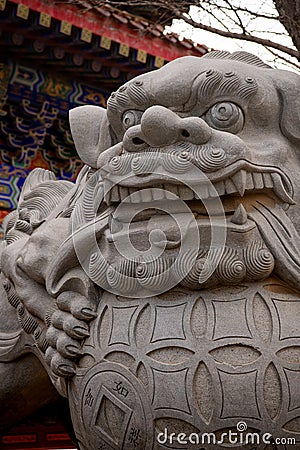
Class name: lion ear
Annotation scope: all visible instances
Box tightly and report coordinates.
[69,105,113,168]
[273,70,300,144]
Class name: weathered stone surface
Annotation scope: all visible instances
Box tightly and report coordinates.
[1,51,300,449]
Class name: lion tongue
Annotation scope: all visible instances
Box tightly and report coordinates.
[248,200,300,290]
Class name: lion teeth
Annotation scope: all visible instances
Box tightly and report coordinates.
[104,170,293,205]
[214,180,225,196]
[262,172,273,188]
[231,170,246,196]
[246,172,254,190]
[130,190,142,203]
[152,187,166,201]
[140,189,153,202]
[208,183,218,198]
[231,204,248,225]
[178,185,194,200]
[165,184,179,197]
[165,191,176,200]
[122,188,139,203]
[224,178,237,194]
[110,185,120,203]
[119,186,129,201]
[271,173,295,204]
[195,183,209,200]
[252,172,264,189]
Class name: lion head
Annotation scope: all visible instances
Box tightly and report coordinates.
[66,51,300,295]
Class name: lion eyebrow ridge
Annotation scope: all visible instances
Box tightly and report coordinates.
[193,68,259,105]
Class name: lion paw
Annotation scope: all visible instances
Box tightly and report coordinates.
[45,291,97,378]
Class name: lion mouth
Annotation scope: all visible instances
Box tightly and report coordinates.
[102,160,294,208]
[74,148,298,294]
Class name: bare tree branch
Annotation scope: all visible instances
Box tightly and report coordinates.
[180,11,299,59]
[265,45,300,69]
[223,0,247,33]
[202,3,277,20]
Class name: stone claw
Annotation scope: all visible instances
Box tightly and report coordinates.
[43,291,97,377]
[71,326,90,339]
[56,291,97,321]
[52,358,76,378]
[45,347,76,378]
[80,307,98,320]
[51,310,90,340]
[56,334,83,359]
[66,345,83,358]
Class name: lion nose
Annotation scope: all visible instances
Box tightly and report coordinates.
[123,105,212,151]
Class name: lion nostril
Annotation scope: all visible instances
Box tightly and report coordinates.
[132,137,145,146]
[181,129,190,138]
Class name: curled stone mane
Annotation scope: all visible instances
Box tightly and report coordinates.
[202,50,273,68]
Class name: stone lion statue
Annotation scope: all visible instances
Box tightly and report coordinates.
[1,51,300,449]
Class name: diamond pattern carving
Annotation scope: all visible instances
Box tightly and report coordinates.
[212,298,252,340]
[151,367,191,415]
[76,285,300,447]
[151,303,187,343]
[284,368,300,412]
[94,386,132,447]
[218,369,260,419]
[272,299,300,340]
[109,306,137,346]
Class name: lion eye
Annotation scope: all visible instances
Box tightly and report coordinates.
[122,110,143,130]
[204,102,244,133]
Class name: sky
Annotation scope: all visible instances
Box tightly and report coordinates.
[168,0,298,72]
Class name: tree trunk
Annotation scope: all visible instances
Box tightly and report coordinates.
[273,0,300,59]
